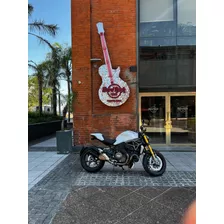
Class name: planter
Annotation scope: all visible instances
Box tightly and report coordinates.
[28,120,63,141]
[56,130,72,154]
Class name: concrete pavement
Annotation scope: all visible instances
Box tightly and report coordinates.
[28,152,68,190]
[28,133,196,224]
[28,153,196,224]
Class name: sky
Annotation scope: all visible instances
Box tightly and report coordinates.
[28,0,71,95]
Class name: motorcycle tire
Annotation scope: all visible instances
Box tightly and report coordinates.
[80,149,105,173]
[142,150,166,176]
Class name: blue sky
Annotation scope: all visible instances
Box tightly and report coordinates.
[28,0,71,95]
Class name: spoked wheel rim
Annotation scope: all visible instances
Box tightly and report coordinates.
[148,155,163,172]
[84,153,100,168]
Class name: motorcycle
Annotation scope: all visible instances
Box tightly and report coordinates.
[80,121,166,176]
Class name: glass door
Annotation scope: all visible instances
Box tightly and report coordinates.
[140,95,166,144]
[140,92,196,145]
[170,95,196,143]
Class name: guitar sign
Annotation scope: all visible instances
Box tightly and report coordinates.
[96,22,130,107]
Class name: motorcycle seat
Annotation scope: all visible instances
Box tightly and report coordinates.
[102,136,116,145]
[91,133,116,145]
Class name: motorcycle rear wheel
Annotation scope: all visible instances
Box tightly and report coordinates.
[143,150,166,176]
[80,149,105,173]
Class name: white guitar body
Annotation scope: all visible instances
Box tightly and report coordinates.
[98,65,130,107]
[96,22,130,107]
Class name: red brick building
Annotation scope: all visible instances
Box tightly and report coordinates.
[71,0,196,146]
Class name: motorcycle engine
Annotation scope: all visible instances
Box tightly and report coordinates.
[113,144,128,163]
[113,143,140,164]
[114,152,127,163]
[124,144,140,163]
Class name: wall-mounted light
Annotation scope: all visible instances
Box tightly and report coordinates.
[90,58,102,62]
[90,58,102,68]
[78,81,81,84]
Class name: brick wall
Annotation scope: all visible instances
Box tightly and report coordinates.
[71,0,137,145]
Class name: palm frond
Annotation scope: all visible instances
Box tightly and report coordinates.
[60,47,72,78]
[28,60,37,67]
[53,42,62,49]
[28,32,55,51]
[28,4,33,17]
[28,20,59,37]
[28,63,37,71]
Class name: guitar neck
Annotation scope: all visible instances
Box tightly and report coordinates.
[99,33,113,80]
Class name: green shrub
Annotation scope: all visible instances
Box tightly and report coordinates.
[28,112,63,124]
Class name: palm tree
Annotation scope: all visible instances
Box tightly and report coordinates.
[60,46,72,122]
[28,3,59,46]
[41,60,56,115]
[28,61,45,115]
[42,45,62,116]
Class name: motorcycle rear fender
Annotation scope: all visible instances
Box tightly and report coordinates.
[80,146,102,157]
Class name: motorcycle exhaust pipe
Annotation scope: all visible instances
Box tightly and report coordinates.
[99,153,110,161]
[87,147,109,161]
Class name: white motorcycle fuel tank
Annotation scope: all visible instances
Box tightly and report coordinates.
[114,131,139,145]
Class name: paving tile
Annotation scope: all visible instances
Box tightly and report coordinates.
[29,171,43,176]
[36,161,57,167]
[166,166,177,171]
[95,186,133,200]
[31,166,52,172]
[29,178,36,184]
[73,171,196,187]
[155,187,196,215]
[29,153,196,224]
[28,184,34,191]
[31,138,57,148]
[115,199,180,224]
[29,162,40,166]
[134,186,168,200]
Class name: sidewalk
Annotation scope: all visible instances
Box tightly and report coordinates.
[28,134,196,223]
[29,137,57,151]
[28,152,68,190]
[28,153,196,224]
[28,135,195,191]
[28,150,195,191]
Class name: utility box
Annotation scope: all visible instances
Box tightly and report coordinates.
[56,130,72,154]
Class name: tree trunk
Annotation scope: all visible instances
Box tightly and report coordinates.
[67,73,71,123]
[52,81,57,116]
[38,76,43,115]
[51,95,53,113]
[58,91,61,116]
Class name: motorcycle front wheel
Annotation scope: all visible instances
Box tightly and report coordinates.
[142,150,166,176]
[80,149,105,173]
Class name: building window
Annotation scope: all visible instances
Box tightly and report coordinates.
[140,0,176,46]
[139,0,196,89]
[177,0,196,45]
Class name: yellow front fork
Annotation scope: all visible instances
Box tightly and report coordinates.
[143,135,156,159]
